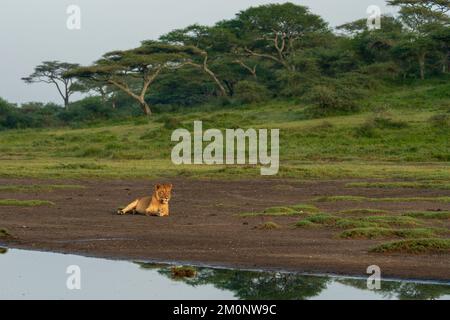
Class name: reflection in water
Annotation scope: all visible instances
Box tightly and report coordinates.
[0,248,448,300]
[337,279,450,300]
[138,262,450,300]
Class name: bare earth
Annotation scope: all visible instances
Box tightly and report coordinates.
[0,178,449,281]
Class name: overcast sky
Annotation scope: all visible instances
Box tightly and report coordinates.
[0,0,397,105]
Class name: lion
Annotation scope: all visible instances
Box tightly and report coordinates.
[118,183,173,217]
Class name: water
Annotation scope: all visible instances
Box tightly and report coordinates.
[0,247,449,300]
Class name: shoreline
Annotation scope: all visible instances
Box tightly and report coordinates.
[1,178,449,282]
[2,244,449,285]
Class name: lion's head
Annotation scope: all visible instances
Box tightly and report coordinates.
[155,184,173,204]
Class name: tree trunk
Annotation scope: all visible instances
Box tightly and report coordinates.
[64,96,70,109]
[139,98,152,116]
[418,52,426,80]
[203,64,227,97]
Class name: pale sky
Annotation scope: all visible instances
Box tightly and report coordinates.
[0,0,397,105]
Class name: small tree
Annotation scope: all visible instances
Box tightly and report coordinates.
[22,61,79,108]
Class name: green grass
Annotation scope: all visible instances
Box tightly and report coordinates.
[296,214,378,229]
[338,209,390,215]
[370,239,450,254]
[313,196,450,203]
[0,79,448,181]
[296,214,423,229]
[345,181,450,190]
[0,247,7,254]
[0,199,55,207]
[239,204,318,217]
[288,204,320,213]
[360,216,421,227]
[339,227,437,240]
[403,211,450,220]
[0,185,85,193]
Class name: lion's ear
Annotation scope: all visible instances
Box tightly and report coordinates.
[155,184,162,190]
[167,183,173,190]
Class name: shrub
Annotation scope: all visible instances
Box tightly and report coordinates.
[306,84,360,116]
[428,114,450,128]
[355,121,378,138]
[234,81,270,104]
[159,116,182,130]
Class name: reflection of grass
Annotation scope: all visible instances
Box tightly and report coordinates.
[346,181,450,190]
[171,266,197,278]
[256,222,281,230]
[371,239,450,254]
[403,211,450,220]
[0,229,10,237]
[239,204,318,217]
[0,199,55,207]
[313,196,450,203]
[0,185,85,193]
[339,227,437,240]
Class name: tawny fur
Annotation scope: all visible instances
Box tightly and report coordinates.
[118,184,172,217]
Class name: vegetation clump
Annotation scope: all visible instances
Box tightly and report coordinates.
[339,227,437,240]
[0,199,55,207]
[370,239,450,254]
[403,211,450,220]
[256,222,281,230]
[171,266,197,279]
[0,229,11,238]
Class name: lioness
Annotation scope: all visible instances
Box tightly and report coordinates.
[118,183,173,217]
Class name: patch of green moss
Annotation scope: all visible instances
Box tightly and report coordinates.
[339,228,437,240]
[403,211,450,220]
[0,199,55,207]
[370,239,450,254]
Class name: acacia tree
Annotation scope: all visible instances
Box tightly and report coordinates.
[234,3,329,72]
[160,24,230,96]
[388,0,450,79]
[71,78,119,108]
[22,61,79,108]
[67,42,194,115]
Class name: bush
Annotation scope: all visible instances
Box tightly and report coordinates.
[59,97,115,123]
[355,121,379,138]
[428,114,450,128]
[234,81,270,104]
[158,116,182,130]
[306,84,360,116]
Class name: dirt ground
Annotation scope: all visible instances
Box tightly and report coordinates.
[0,178,449,281]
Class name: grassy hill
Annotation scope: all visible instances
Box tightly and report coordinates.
[0,79,449,181]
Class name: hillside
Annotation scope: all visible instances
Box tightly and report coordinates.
[0,79,449,181]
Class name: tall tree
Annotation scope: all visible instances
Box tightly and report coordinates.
[234,3,329,72]
[160,24,230,96]
[66,42,194,115]
[22,61,79,108]
[388,0,449,79]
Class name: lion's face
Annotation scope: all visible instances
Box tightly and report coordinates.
[155,184,173,204]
